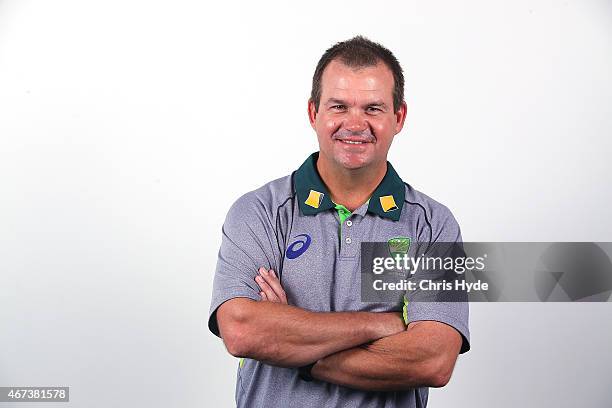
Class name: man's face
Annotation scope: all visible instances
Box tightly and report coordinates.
[308,59,407,170]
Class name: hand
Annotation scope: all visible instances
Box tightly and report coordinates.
[255,267,288,304]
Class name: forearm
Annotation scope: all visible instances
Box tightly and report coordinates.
[217,298,404,367]
[311,321,461,391]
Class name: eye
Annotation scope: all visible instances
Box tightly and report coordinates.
[330,105,346,111]
[366,106,383,113]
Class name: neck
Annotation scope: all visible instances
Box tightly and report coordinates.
[316,152,387,212]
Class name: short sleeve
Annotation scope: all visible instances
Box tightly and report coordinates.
[404,206,471,354]
[208,193,282,337]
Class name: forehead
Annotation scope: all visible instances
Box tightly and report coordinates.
[320,59,394,101]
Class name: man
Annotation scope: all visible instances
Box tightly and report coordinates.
[208,36,470,407]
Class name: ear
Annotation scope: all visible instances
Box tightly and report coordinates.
[394,101,408,134]
[307,99,317,131]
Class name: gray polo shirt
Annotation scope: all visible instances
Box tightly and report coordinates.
[209,152,470,408]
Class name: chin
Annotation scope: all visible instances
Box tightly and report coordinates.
[327,142,379,171]
[335,155,372,170]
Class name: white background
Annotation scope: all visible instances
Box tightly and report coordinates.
[1,0,612,407]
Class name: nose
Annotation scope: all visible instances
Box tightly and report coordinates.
[343,109,368,132]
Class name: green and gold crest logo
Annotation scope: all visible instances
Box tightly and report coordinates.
[388,237,411,256]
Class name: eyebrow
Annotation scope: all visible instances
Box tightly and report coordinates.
[366,100,388,109]
[324,98,348,106]
[324,98,389,109]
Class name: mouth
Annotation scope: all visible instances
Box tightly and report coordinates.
[333,136,375,146]
[332,129,376,148]
[337,139,370,145]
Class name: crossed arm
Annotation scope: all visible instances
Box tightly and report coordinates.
[216,267,463,391]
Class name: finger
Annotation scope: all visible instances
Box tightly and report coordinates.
[255,275,280,302]
[260,291,268,301]
[256,267,286,304]
[269,269,288,304]
[260,269,288,304]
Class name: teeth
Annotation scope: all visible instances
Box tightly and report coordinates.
[342,140,364,144]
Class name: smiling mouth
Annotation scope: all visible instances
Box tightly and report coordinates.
[339,140,368,145]
[334,137,374,146]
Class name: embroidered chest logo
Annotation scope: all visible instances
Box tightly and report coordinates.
[388,237,411,256]
[286,234,312,259]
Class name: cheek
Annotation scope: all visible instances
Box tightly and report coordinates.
[372,117,395,139]
[316,116,337,136]
[323,119,336,133]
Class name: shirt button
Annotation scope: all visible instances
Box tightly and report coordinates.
[346,220,352,227]
[345,237,352,244]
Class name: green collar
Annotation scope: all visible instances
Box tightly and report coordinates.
[293,152,405,221]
